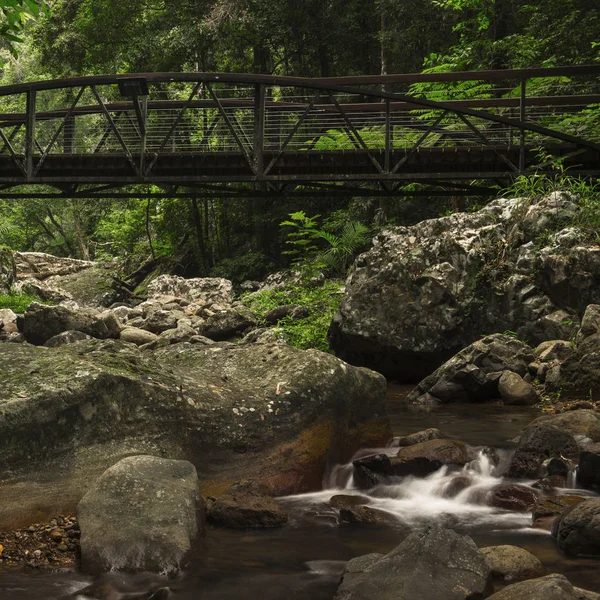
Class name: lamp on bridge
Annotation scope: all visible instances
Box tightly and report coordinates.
[117,77,149,99]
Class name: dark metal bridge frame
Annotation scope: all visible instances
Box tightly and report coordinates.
[0,65,599,199]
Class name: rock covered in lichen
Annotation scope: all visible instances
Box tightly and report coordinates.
[0,246,16,293]
[329,193,599,380]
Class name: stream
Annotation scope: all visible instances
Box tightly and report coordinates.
[1,384,599,598]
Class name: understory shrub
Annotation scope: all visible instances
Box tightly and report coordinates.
[0,292,42,314]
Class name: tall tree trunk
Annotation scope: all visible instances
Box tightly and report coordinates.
[145,198,155,260]
[71,199,90,260]
[46,208,75,255]
[190,197,210,271]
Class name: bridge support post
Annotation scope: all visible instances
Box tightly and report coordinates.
[385,99,391,173]
[519,78,527,172]
[253,83,265,178]
[25,90,36,180]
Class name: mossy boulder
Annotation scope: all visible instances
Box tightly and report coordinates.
[0,339,389,528]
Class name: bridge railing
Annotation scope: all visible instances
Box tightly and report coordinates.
[0,67,598,186]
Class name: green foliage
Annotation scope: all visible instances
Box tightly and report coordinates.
[280,211,371,277]
[242,279,343,352]
[0,0,48,62]
[0,291,41,313]
[502,168,600,242]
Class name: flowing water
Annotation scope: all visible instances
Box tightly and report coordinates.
[1,384,599,598]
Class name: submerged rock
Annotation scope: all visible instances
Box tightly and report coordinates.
[391,428,443,447]
[338,505,396,525]
[78,455,204,573]
[328,193,596,380]
[533,495,586,521]
[488,484,539,513]
[333,524,491,599]
[0,339,389,528]
[72,571,172,599]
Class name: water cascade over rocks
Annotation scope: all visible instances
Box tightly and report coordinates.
[282,444,538,531]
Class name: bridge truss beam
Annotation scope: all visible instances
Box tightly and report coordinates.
[0,66,598,199]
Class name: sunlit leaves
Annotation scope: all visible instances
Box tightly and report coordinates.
[0,0,47,60]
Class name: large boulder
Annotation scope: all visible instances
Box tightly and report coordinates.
[351,438,471,486]
[0,245,16,292]
[576,304,600,343]
[333,525,491,600]
[498,371,539,406]
[552,498,600,557]
[147,275,233,305]
[78,455,204,573]
[44,265,119,308]
[0,339,389,529]
[545,331,600,401]
[328,193,599,380]
[407,334,535,404]
[486,574,597,600]
[506,425,579,479]
[22,302,121,345]
[197,306,258,341]
[14,251,94,279]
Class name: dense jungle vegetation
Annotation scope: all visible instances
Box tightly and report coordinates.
[0,0,599,286]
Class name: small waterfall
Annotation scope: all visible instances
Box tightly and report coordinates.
[567,467,578,489]
[282,448,533,530]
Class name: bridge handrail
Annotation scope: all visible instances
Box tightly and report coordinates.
[0,65,598,97]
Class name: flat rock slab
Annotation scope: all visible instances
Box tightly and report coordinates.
[78,455,204,573]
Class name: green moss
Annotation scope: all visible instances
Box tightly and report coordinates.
[241,280,343,352]
[0,292,44,313]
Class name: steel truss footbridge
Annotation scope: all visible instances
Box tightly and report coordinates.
[0,65,599,199]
